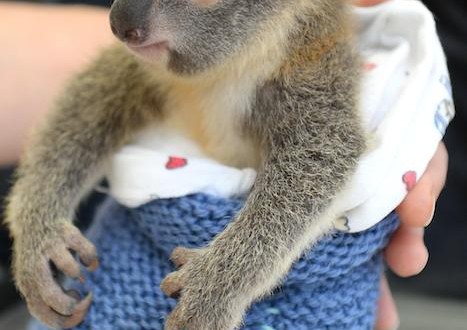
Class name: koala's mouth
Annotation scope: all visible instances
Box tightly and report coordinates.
[127,41,170,60]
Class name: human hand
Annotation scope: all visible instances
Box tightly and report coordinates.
[352,0,449,328]
[376,142,449,330]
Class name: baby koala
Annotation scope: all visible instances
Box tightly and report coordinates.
[5,0,365,329]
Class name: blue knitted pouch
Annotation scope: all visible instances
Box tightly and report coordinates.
[29,194,399,330]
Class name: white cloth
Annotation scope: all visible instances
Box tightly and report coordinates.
[107,127,256,207]
[106,0,454,233]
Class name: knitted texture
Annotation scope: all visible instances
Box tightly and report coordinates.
[29,194,398,330]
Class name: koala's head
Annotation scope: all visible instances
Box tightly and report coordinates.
[110,0,283,75]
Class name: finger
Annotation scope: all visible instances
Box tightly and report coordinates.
[375,276,399,330]
[396,143,448,227]
[50,246,83,281]
[64,225,99,271]
[170,247,201,268]
[35,260,80,316]
[161,271,185,298]
[385,224,429,277]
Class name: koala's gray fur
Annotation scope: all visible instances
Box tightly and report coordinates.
[5,0,365,329]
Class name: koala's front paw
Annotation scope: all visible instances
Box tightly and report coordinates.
[13,221,98,329]
[161,247,242,330]
[160,247,203,298]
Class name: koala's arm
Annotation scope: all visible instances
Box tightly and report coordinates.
[161,42,366,330]
[5,45,160,329]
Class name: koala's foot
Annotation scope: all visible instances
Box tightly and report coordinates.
[13,221,98,329]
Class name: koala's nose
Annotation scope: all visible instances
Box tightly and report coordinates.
[109,0,153,46]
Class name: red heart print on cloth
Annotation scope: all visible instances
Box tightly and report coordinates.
[165,156,188,170]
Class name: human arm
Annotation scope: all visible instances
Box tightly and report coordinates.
[0,2,112,165]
